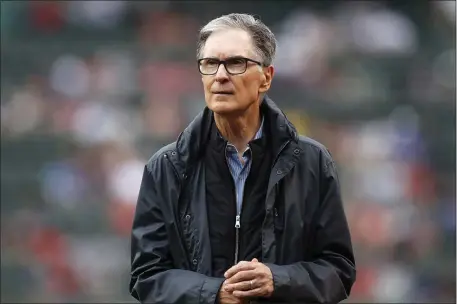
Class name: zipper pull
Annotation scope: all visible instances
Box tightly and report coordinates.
[274,208,279,217]
[235,215,241,228]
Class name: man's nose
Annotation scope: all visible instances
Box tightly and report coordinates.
[215,63,229,81]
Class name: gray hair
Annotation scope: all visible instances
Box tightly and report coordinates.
[196,13,277,66]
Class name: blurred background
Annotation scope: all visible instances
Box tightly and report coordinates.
[0,1,455,303]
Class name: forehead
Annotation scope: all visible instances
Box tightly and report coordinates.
[202,29,256,59]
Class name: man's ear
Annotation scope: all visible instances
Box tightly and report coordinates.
[259,65,275,93]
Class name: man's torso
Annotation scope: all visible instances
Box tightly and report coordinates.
[205,120,272,277]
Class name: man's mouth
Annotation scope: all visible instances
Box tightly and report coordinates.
[213,91,234,95]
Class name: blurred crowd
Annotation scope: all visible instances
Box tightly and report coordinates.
[1,1,455,303]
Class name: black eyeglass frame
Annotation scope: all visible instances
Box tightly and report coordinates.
[197,56,265,75]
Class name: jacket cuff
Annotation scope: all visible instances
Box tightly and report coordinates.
[200,277,225,304]
[264,263,291,299]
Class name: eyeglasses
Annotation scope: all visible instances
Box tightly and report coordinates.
[197,56,264,75]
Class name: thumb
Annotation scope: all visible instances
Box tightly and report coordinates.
[251,258,259,263]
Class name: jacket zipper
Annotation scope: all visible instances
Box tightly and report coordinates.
[233,165,244,265]
[223,146,242,265]
[231,150,248,265]
[234,214,241,264]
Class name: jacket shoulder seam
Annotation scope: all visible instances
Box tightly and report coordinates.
[145,142,178,174]
[297,135,335,172]
[298,136,331,157]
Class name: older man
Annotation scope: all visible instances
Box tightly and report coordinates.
[130,13,356,304]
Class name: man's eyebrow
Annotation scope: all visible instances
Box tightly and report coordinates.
[226,56,246,60]
[202,55,245,60]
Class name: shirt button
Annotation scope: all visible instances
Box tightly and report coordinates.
[276,169,283,175]
[192,259,198,265]
[294,149,300,155]
[185,214,191,220]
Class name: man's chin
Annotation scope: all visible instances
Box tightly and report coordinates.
[210,107,241,116]
[208,100,242,115]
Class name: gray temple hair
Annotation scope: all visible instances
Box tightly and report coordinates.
[196,13,277,66]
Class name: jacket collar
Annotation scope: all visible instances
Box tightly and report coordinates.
[175,95,298,171]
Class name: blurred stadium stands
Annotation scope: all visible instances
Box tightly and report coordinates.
[1,1,455,302]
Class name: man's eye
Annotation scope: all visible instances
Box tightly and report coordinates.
[228,59,245,66]
[205,60,219,66]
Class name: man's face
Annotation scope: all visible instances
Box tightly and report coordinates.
[200,29,274,115]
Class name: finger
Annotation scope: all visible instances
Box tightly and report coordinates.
[224,280,253,292]
[225,269,257,284]
[233,287,264,298]
[251,258,258,263]
[224,261,256,279]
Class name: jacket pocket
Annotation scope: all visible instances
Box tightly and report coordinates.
[273,207,284,233]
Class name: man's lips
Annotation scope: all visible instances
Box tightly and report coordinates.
[213,91,234,94]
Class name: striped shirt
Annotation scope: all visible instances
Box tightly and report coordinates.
[224,118,264,215]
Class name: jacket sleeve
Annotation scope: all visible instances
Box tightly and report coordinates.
[265,151,356,304]
[129,163,224,304]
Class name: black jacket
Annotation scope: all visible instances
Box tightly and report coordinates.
[130,97,356,304]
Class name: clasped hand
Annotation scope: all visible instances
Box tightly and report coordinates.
[219,258,274,304]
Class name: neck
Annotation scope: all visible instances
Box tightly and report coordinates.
[214,104,261,153]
